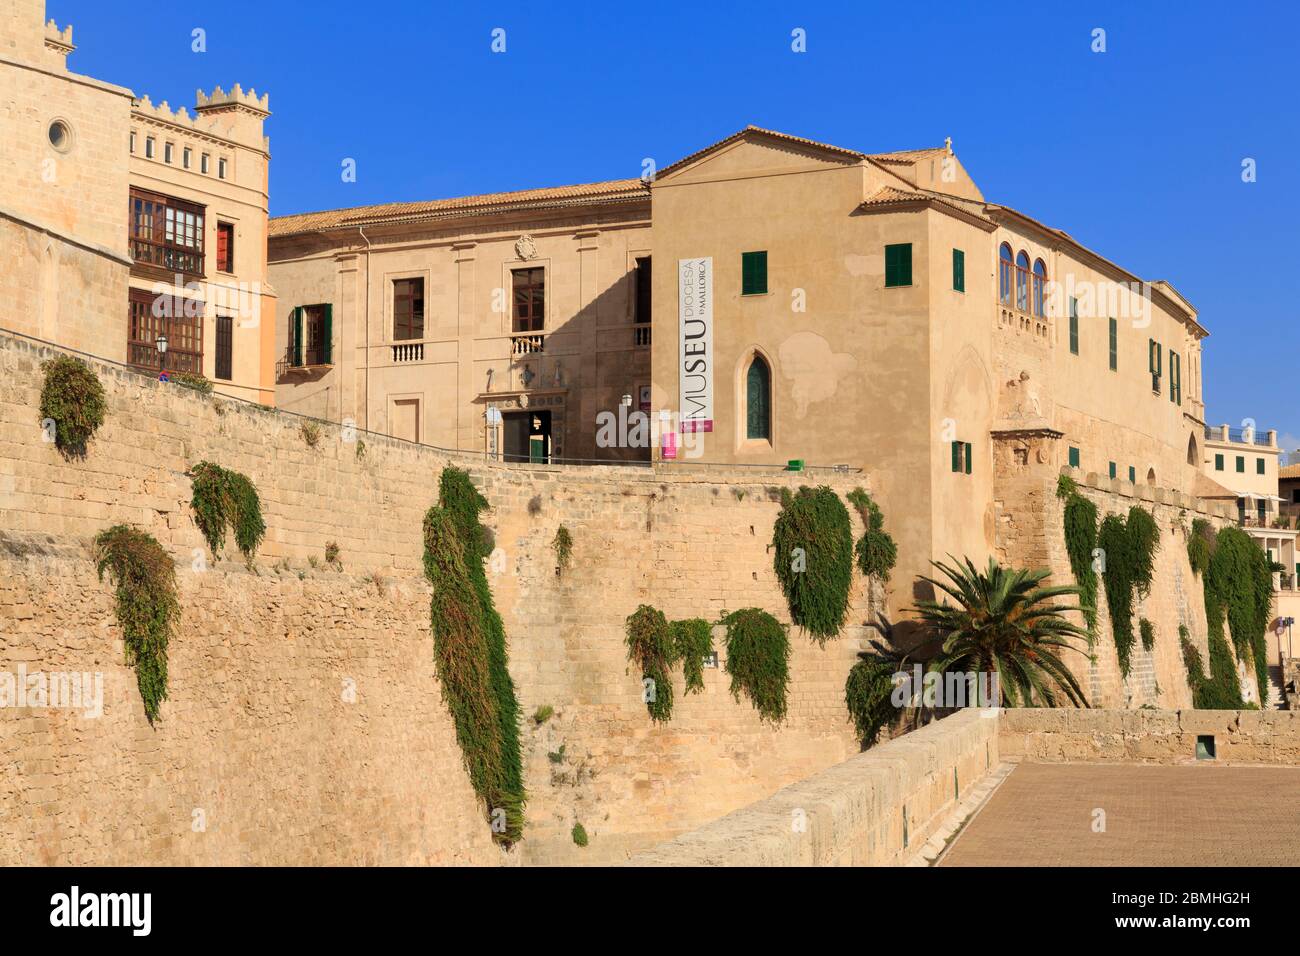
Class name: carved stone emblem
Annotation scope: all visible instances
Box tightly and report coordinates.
[515,235,537,260]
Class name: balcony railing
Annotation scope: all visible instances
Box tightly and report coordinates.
[510,332,545,355]
[1205,424,1276,446]
[392,343,424,363]
[634,325,651,348]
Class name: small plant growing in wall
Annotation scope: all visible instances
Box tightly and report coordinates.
[189,461,267,567]
[533,704,554,725]
[552,525,573,577]
[169,371,214,397]
[772,486,854,643]
[846,488,897,583]
[300,421,322,447]
[93,525,180,724]
[39,356,107,458]
[571,822,589,847]
[325,541,341,569]
[721,608,790,725]
[625,604,676,722]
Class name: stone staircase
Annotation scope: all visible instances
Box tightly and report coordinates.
[1267,666,1287,710]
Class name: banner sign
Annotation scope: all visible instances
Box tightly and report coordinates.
[678,257,713,433]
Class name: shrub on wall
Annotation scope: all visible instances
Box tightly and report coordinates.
[169,371,214,396]
[39,356,107,458]
[844,653,900,747]
[625,604,676,722]
[423,467,525,845]
[1126,506,1161,598]
[721,608,790,725]
[1094,507,1160,677]
[772,486,854,643]
[846,488,897,582]
[1208,526,1273,705]
[93,525,179,724]
[670,618,714,694]
[1185,531,1251,709]
[1057,475,1099,643]
[552,525,573,577]
[189,462,266,566]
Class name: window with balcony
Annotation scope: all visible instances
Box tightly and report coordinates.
[512,267,544,333]
[129,188,205,277]
[393,278,425,340]
[128,287,203,374]
[634,256,652,324]
[289,304,332,367]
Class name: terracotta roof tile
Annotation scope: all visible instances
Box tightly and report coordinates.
[1279,463,1300,479]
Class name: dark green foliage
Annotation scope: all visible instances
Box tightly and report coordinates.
[571,822,589,847]
[93,525,179,724]
[1185,527,1252,709]
[169,371,214,396]
[39,356,107,458]
[552,525,573,576]
[1097,514,1136,675]
[423,467,524,844]
[846,488,897,582]
[1209,526,1273,704]
[189,461,266,565]
[844,654,900,747]
[721,608,790,724]
[533,704,554,725]
[1139,618,1156,652]
[671,618,713,694]
[1179,622,1244,709]
[915,557,1090,707]
[1060,488,1099,642]
[1127,506,1161,598]
[1179,625,1205,695]
[1187,518,1214,576]
[625,604,675,722]
[772,486,854,642]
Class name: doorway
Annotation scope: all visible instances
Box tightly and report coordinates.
[390,397,421,444]
[503,409,551,463]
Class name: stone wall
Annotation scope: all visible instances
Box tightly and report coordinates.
[0,331,873,865]
[625,709,1000,866]
[1000,708,1300,765]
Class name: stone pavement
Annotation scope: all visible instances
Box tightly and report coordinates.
[939,762,1300,866]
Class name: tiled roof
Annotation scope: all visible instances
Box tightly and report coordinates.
[866,147,949,164]
[1279,463,1300,479]
[268,178,648,238]
[858,184,994,226]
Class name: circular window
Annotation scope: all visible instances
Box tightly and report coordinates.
[48,120,72,152]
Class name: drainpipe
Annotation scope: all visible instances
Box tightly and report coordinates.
[358,225,372,432]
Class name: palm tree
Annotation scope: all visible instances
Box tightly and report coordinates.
[914,557,1091,708]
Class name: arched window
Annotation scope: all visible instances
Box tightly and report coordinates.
[1187,433,1199,466]
[1032,259,1047,317]
[1147,467,1157,485]
[745,354,771,441]
[1015,251,1030,312]
[998,243,1013,305]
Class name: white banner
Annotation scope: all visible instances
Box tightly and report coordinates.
[678,257,713,433]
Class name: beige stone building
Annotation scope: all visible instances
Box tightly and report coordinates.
[271,126,1209,610]
[0,0,276,404]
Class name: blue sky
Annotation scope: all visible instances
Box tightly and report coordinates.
[57,0,1297,447]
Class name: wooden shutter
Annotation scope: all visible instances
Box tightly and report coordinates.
[951,440,960,473]
[215,314,232,381]
[952,249,964,292]
[885,244,912,287]
[1108,318,1117,370]
[292,307,303,367]
[742,252,767,295]
[964,441,972,475]
[322,304,333,365]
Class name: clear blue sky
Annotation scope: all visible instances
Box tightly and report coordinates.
[57,0,1297,447]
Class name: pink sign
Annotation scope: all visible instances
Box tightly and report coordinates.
[662,432,678,460]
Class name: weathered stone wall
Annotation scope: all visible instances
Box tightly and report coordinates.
[626,709,1000,867]
[0,332,873,865]
[1001,708,1300,765]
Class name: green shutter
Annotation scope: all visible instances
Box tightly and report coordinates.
[1069,298,1079,354]
[292,307,303,367]
[1215,453,1224,471]
[952,249,965,292]
[1069,446,1080,468]
[1128,466,1136,483]
[1236,456,1245,473]
[964,441,972,475]
[322,304,333,365]
[1108,318,1117,370]
[885,243,912,287]
[742,251,767,295]
[951,440,961,473]
[1258,458,1266,475]
[1109,461,1116,479]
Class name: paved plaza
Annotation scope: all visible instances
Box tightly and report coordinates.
[940,762,1300,866]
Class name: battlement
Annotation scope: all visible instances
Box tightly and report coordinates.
[43,17,74,57]
[195,83,271,117]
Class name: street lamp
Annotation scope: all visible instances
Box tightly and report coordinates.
[156,333,168,380]
[620,393,633,408]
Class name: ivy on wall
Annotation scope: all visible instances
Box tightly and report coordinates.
[1139,618,1156,653]
[846,488,897,582]
[1056,475,1099,643]
[93,525,179,724]
[1094,506,1161,677]
[721,608,790,725]
[671,619,714,695]
[190,461,266,566]
[552,525,573,577]
[1208,526,1273,705]
[624,610,715,721]
[423,467,525,845]
[772,486,854,643]
[844,654,900,748]
[39,356,107,458]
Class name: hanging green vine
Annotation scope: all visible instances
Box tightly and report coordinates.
[1139,618,1156,652]
[423,467,525,844]
[846,488,897,582]
[1187,518,1214,576]
[1127,506,1161,598]
[39,356,107,458]
[1097,514,1136,675]
[772,486,854,643]
[1208,526,1273,705]
[1185,529,1250,709]
[671,618,714,694]
[93,525,179,724]
[625,604,676,722]
[721,608,790,725]
[189,461,266,565]
[552,525,573,576]
[1057,474,1099,643]
[844,654,900,747]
